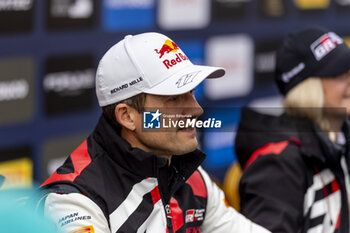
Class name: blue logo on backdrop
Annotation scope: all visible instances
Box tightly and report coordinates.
[143,109,161,129]
[102,0,155,31]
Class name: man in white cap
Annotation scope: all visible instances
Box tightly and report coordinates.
[40,32,269,233]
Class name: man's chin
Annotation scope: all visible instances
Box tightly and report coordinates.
[174,141,198,155]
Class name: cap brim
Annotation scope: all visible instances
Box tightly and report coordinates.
[316,49,350,77]
[143,64,225,96]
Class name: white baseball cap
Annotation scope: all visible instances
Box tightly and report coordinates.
[96,32,225,107]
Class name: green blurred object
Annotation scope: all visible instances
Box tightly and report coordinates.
[0,188,56,233]
[0,175,4,187]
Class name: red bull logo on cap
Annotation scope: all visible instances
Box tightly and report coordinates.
[155,40,189,69]
[155,39,179,58]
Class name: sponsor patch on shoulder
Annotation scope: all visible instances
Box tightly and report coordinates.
[69,225,95,233]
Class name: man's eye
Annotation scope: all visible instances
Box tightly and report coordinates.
[169,96,178,101]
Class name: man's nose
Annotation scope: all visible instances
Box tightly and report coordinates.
[183,93,204,118]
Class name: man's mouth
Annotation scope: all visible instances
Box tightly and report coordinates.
[177,127,196,133]
[176,118,196,132]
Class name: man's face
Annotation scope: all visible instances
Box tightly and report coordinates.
[130,91,203,157]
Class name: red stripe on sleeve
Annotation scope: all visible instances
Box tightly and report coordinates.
[150,185,161,205]
[170,197,184,232]
[186,170,207,198]
[335,211,341,229]
[331,179,340,192]
[40,140,91,187]
[244,140,289,170]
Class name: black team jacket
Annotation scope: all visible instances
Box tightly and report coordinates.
[40,115,269,233]
[235,108,350,233]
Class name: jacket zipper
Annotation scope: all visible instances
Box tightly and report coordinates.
[165,167,188,233]
[156,159,174,233]
[165,204,173,233]
[156,160,187,233]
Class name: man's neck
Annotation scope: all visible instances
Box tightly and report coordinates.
[121,128,172,165]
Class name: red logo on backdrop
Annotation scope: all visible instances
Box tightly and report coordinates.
[155,39,179,58]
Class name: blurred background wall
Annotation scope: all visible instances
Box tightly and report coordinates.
[0,0,350,189]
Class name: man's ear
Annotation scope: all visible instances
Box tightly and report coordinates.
[115,103,138,131]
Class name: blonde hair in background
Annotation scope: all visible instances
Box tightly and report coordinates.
[283,77,336,141]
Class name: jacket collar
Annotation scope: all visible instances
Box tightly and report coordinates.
[299,120,350,166]
[297,124,326,163]
[90,115,206,180]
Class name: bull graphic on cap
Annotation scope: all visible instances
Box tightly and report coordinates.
[155,39,179,58]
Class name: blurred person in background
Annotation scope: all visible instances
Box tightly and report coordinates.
[38,32,270,233]
[0,174,4,187]
[0,174,56,233]
[235,27,350,233]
